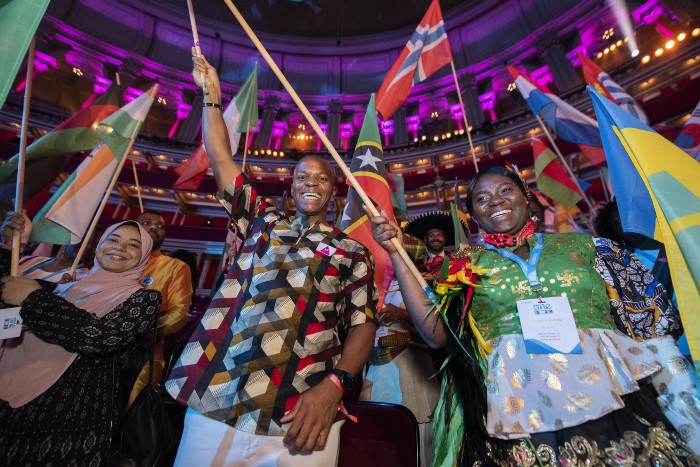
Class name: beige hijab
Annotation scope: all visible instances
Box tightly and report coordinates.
[0,221,153,408]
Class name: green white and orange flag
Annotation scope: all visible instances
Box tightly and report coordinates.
[0,84,124,204]
[589,85,700,372]
[31,87,157,244]
[0,0,50,109]
[533,136,582,209]
[174,64,258,190]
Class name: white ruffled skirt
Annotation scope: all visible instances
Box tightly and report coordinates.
[484,328,661,439]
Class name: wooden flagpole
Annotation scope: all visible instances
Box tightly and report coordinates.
[449,61,479,172]
[220,0,432,294]
[11,36,36,277]
[131,156,144,212]
[68,85,160,277]
[241,121,251,170]
[186,0,206,94]
[534,114,596,213]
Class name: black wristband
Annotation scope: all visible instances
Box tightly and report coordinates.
[202,102,223,110]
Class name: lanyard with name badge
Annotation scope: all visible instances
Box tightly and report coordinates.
[483,233,582,354]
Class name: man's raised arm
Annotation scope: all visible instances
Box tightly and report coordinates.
[191,49,241,190]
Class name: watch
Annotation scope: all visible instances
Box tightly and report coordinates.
[329,368,354,392]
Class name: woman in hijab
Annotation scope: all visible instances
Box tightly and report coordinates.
[0,217,161,466]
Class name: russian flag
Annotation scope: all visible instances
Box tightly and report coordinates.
[509,66,602,147]
[375,0,452,120]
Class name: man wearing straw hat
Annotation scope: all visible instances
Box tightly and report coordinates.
[165,52,378,466]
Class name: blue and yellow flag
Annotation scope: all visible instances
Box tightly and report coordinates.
[588,86,700,372]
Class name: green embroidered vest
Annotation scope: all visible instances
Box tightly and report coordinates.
[468,233,614,341]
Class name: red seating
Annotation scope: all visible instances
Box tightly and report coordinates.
[338,401,420,467]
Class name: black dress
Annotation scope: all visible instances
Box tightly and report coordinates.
[0,277,160,466]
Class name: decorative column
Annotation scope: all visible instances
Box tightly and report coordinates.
[450,103,465,130]
[326,100,343,148]
[339,123,353,151]
[538,37,581,93]
[271,121,288,150]
[380,120,394,147]
[316,123,328,151]
[406,115,421,140]
[175,92,203,142]
[393,106,409,145]
[254,95,280,149]
[479,91,497,121]
[458,73,485,129]
[168,101,191,139]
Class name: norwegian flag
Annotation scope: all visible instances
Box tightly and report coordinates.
[375,0,452,120]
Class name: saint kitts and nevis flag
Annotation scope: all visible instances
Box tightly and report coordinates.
[174,64,259,191]
[674,99,700,161]
[339,94,396,311]
[375,0,452,120]
[532,136,583,209]
[578,54,649,125]
[588,86,700,372]
[31,87,157,244]
[0,0,50,109]
[0,84,124,206]
[508,66,606,165]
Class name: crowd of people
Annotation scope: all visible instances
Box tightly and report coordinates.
[0,51,697,467]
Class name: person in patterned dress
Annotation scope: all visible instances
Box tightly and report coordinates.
[367,166,698,466]
[0,214,161,466]
[165,52,378,466]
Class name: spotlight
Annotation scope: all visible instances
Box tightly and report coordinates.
[631,49,639,57]
[616,40,622,46]
[414,137,418,143]
[665,40,675,49]
[266,150,272,155]
[624,37,629,42]
[641,55,650,64]
[678,32,686,41]
[280,151,284,157]
[654,48,664,57]
[604,48,610,54]
[597,52,603,58]
[693,28,700,37]
[433,136,439,142]
[610,44,616,51]
[421,135,426,141]
[254,150,259,155]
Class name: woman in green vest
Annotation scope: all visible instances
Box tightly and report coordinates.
[367,166,697,466]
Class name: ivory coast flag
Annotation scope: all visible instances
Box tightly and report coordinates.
[589,85,700,372]
[31,87,157,244]
[173,65,258,190]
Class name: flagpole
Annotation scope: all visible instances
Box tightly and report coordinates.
[598,168,610,202]
[241,121,251,170]
[449,61,479,172]
[11,36,36,277]
[186,0,206,94]
[534,115,596,213]
[131,156,144,212]
[220,0,432,294]
[68,85,160,278]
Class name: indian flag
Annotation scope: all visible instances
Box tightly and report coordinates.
[174,64,258,190]
[31,86,157,244]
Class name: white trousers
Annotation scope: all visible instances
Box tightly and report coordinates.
[174,409,344,467]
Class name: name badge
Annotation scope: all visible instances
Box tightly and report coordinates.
[516,296,582,354]
[0,307,23,339]
[315,243,337,257]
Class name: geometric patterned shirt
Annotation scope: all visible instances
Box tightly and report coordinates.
[166,174,377,435]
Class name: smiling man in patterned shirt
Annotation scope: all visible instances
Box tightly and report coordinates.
[166,52,378,466]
